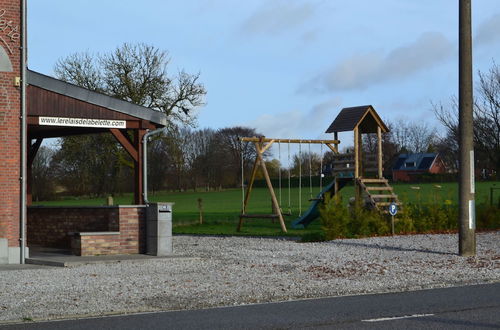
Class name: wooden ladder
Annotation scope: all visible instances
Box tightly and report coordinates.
[357,178,401,213]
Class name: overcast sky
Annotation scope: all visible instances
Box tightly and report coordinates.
[28,1,500,146]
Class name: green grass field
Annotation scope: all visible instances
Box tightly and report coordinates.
[33,181,500,237]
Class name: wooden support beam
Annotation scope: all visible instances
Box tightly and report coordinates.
[134,129,146,205]
[354,128,362,204]
[241,155,260,214]
[325,143,339,154]
[377,126,383,179]
[260,139,275,153]
[26,138,43,206]
[241,137,340,145]
[110,128,138,162]
[334,132,339,153]
[240,214,280,219]
[354,128,360,179]
[28,138,43,168]
[254,142,287,233]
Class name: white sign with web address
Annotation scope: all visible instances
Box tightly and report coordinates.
[39,116,126,129]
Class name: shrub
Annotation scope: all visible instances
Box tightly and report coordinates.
[319,193,350,240]
[349,201,390,237]
[319,193,389,239]
[476,204,500,229]
[393,210,415,234]
[319,193,499,240]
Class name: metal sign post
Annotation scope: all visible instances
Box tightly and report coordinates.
[389,203,398,235]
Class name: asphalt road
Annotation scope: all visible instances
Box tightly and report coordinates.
[2,283,499,329]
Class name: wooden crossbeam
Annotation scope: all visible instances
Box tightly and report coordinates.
[240,137,340,145]
[28,138,43,168]
[110,128,138,162]
[240,214,280,219]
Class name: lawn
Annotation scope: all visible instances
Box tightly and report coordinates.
[33,181,500,237]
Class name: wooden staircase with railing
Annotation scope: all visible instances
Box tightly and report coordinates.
[357,178,401,213]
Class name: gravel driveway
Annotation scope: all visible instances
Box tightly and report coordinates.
[0,232,498,322]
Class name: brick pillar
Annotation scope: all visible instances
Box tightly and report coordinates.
[0,0,22,262]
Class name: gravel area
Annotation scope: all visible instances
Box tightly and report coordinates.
[0,232,499,322]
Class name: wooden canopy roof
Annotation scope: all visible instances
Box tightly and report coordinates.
[27,70,167,139]
[325,105,389,134]
[25,70,168,205]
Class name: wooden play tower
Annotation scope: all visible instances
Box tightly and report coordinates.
[326,105,400,211]
[238,105,400,233]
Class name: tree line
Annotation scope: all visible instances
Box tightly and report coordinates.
[30,44,500,201]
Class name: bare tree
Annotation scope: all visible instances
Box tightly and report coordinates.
[51,43,207,196]
[31,146,57,201]
[54,52,103,91]
[55,43,206,125]
[290,151,322,178]
[433,62,500,175]
[385,119,436,154]
[209,127,263,188]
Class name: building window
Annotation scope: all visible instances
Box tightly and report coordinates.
[405,161,416,168]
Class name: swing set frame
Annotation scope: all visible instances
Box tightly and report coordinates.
[237,136,340,233]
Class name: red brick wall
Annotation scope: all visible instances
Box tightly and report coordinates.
[27,206,146,255]
[429,157,446,174]
[27,206,119,248]
[392,170,409,182]
[0,0,22,248]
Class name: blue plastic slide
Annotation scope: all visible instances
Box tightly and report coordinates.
[291,179,347,229]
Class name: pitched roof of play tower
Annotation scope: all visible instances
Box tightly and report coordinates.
[325,105,389,134]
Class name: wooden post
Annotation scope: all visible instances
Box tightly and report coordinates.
[271,198,277,223]
[458,0,476,256]
[27,138,43,206]
[198,198,204,224]
[241,155,259,214]
[255,141,287,233]
[377,126,383,179]
[134,129,146,205]
[354,128,360,179]
[238,152,261,231]
[334,132,339,153]
[354,127,363,204]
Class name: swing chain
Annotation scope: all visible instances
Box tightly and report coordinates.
[278,142,282,207]
[240,139,245,213]
[308,142,313,200]
[320,143,324,192]
[287,141,292,214]
[298,142,302,216]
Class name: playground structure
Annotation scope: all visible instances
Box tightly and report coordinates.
[238,105,400,232]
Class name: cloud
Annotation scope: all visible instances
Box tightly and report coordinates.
[241,1,317,35]
[305,32,454,92]
[475,13,500,46]
[246,98,341,139]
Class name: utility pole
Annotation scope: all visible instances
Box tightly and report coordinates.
[458,0,476,256]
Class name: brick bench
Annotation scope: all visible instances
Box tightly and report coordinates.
[70,232,121,256]
[28,205,146,255]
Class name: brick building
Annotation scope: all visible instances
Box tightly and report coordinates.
[0,0,23,264]
[0,0,169,263]
[392,153,447,182]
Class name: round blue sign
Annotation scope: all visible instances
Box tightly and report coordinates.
[388,203,398,216]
